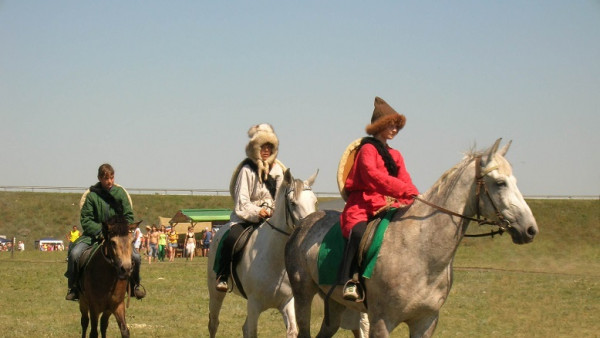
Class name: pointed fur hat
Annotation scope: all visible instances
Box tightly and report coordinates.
[245,123,279,182]
[365,96,406,136]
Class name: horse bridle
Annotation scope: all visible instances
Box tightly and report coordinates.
[265,183,311,236]
[99,232,131,279]
[414,156,513,238]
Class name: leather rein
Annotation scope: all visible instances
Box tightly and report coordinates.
[413,156,512,238]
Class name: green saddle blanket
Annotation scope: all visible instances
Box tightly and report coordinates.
[317,208,396,285]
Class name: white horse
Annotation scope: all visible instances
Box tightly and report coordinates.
[285,139,539,337]
[207,168,318,338]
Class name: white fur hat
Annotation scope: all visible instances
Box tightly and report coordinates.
[245,123,279,182]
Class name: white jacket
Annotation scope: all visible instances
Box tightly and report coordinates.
[229,163,284,224]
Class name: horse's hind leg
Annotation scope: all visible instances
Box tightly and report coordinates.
[315,297,344,338]
[208,284,227,338]
[407,313,439,338]
[280,297,298,338]
[287,276,318,338]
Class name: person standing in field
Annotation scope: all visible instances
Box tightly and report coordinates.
[157,227,167,262]
[66,225,80,250]
[167,228,178,262]
[132,221,143,264]
[148,225,159,264]
[184,226,196,261]
[202,227,212,257]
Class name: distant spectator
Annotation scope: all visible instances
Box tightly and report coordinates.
[132,221,143,262]
[167,228,178,262]
[18,241,25,251]
[66,225,81,250]
[202,227,212,257]
[157,227,167,262]
[184,227,196,261]
[148,225,158,264]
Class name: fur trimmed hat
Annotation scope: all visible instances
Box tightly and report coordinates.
[245,123,279,183]
[365,97,406,136]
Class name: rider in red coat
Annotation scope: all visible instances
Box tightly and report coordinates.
[340,96,419,301]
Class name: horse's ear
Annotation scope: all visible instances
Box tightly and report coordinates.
[306,169,319,187]
[128,220,142,231]
[284,168,293,184]
[482,138,503,165]
[498,140,512,157]
[489,138,502,156]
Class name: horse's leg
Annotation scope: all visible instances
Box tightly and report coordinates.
[315,297,344,338]
[112,303,130,338]
[79,301,89,338]
[367,317,392,338]
[288,271,319,338]
[280,297,298,338]
[100,311,110,338]
[242,298,263,338]
[407,313,439,338]
[208,284,226,338]
[89,308,99,338]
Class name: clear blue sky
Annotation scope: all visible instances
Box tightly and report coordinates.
[1,1,598,196]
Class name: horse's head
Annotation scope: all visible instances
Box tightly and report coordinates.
[476,139,538,244]
[102,216,142,279]
[276,169,318,230]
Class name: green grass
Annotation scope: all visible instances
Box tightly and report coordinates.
[0,193,598,337]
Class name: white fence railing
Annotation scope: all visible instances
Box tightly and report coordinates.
[0,186,597,200]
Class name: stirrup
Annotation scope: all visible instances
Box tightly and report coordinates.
[342,280,364,302]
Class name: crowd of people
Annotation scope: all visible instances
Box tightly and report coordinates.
[141,225,215,264]
[0,241,25,251]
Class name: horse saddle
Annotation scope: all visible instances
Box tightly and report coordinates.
[231,224,257,264]
[213,223,259,298]
[75,242,101,290]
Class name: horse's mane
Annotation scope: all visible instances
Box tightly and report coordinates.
[425,148,483,202]
[102,215,130,237]
[425,144,512,203]
[292,179,305,204]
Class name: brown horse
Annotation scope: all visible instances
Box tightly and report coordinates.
[78,215,141,338]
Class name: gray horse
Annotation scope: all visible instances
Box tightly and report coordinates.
[285,139,538,337]
[208,169,318,338]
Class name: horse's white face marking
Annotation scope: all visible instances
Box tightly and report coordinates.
[481,154,538,244]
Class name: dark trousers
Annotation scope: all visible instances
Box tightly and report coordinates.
[217,223,248,278]
[339,221,368,283]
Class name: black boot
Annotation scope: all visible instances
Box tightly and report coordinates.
[130,265,146,300]
[65,275,79,301]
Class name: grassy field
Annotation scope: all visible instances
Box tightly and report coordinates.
[0,193,598,337]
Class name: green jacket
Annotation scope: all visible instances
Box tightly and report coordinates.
[80,183,134,238]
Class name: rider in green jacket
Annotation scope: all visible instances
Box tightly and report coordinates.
[65,163,146,301]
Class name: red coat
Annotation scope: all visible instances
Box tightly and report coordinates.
[340,143,418,238]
